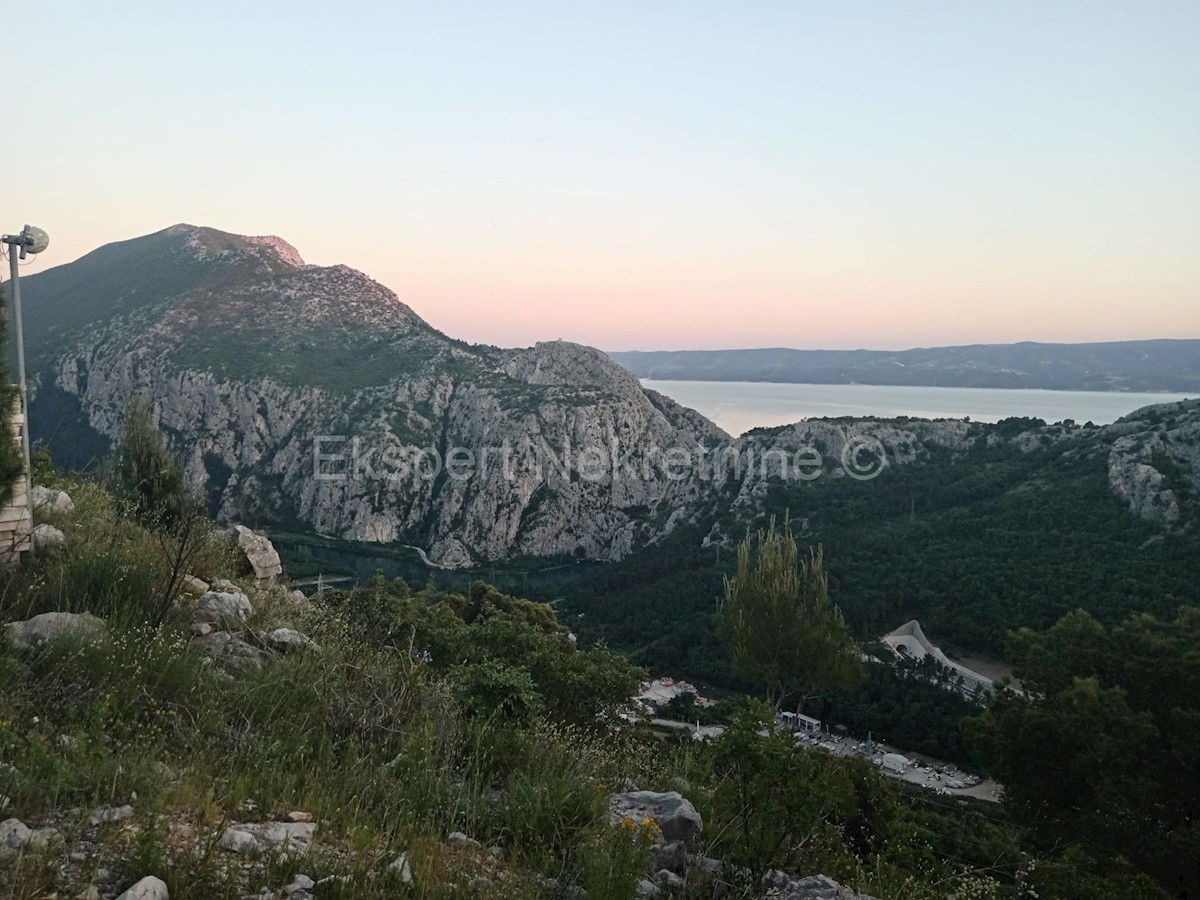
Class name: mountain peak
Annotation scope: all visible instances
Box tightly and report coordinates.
[160,224,306,268]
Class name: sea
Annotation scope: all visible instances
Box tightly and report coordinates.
[643,380,1197,438]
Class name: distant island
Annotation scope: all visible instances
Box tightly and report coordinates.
[608,339,1200,393]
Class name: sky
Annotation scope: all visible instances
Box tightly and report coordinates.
[7,1,1200,351]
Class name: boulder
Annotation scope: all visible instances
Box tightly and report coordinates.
[609,791,703,846]
[761,872,880,900]
[266,628,321,653]
[31,485,74,514]
[31,523,66,549]
[115,876,169,900]
[636,880,661,898]
[4,612,104,650]
[218,827,260,855]
[0,817,62,857]
[180,575,210,596]
[197,590,253,622]
[193,632,267,669]
[231,525,283,581]
[210,578,241,593]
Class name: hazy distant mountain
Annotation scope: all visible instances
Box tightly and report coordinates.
[609,342,1200,392]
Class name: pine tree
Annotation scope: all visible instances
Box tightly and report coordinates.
[718,516,862,712]
[114,398,187,526]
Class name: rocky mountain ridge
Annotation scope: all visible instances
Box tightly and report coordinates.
[17,226,1200,568]
[21,226,727,567]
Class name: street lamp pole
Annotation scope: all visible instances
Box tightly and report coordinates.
[2,225,50,556]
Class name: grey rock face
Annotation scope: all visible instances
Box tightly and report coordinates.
[114,876,169,900]
[1105,401,1200,523]
[609,791,703,847]
[36,227,727,568]
[4,612,104,650]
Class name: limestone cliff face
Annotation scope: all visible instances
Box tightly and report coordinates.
[29,225,728,567]
[1105,400,1200,523]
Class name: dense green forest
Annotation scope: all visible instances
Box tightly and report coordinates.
[544,418,1199,683]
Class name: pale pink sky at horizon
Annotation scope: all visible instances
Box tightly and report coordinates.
[7,2,1200,352]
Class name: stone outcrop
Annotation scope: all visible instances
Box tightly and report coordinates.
[230,525,283,581]
[608,790,703,846]
[1106,400,1200,523]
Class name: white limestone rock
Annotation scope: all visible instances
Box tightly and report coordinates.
[197,590,253,622]
[115,876,169,900]
[4,612,104,650]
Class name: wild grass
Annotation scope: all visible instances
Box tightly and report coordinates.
[0,475,679,897]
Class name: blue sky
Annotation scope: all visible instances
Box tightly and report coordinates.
[8,1,1200,349]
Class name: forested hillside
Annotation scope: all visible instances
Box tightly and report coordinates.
[548,412,1200,683]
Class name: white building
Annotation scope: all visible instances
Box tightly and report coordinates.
[881,753,910,775]
[779,711,822,734]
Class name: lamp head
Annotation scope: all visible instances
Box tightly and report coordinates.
[20,225,49,257]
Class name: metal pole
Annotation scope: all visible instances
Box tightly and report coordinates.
[7,247,34,557]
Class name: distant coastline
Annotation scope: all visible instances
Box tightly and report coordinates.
[642,379,1197,437]
[611,339,1200,394]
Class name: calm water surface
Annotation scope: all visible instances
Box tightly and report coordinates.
[644,380,1196,437]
